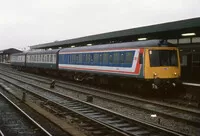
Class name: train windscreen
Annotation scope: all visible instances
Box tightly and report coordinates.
[149,50,178,67]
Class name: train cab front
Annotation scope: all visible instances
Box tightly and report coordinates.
[144,47,184,94]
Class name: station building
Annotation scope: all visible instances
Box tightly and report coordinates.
[0,48,22,63]
[30,17,200,82]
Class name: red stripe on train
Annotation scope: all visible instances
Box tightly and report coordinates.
[59,65,141,75]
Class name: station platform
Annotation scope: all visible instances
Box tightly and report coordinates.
[183,82,200,87]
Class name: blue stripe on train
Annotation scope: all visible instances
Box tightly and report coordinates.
[59,51,136,68]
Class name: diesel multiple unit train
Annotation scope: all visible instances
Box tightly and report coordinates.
[10,40,183,94]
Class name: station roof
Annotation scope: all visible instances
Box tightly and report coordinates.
[30,17,200,50]
[0,48,22,54]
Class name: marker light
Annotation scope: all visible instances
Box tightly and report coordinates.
[181,33,196,36]
[71,45,75,48]
[151,114,157,117]
[174,72,177,76]
[87,43,92,46]
[138,38,147,41]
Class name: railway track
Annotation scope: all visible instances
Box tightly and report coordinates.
[1,68,200,125]
[0,88,52,136]
[0,67,200,134]
[1,66,199,108]
[0,69,183,135]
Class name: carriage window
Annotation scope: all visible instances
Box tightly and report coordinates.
[72,54,76,63]
[67,55,70,63]
[66,55,69,63]
[78,54,82,63]
[90,54,94,62]
[82,54,86,63]
[43,55,45,62]
[38,55,40,61]
[71,55,74,64]
[70,55,73,63]
[94,53,99,63]
[103,53,108,64]
[50,54,53,62]
[42,55,43,62]
[60,55,63,63]
[109,54,113,63]
[44,55,47,62]
[125,52,133,64]
[26,56,28,62]
[30,55,32,62]
[54,54,56,63]
[42,55,44,62]
[120,53,124,64]
[99,54,103,64]
[74,54,76,63]
[76,54,79,63]
[86,54,90,63]
[68,55,71,63]
[60,54,63,63]
[113,52,119,64]
[47,55,49,62]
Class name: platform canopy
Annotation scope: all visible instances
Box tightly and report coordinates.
[30,17,200,50]
[0,48,22,54]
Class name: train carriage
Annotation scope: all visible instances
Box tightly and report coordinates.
[58,40,182,92]
[26,49,60,69]
[10,52,26,68]
[59,43,143,77]
[10,40,183,94]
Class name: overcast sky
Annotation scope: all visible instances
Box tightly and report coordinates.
[0,0,199,50]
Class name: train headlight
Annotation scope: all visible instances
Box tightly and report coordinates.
[174,72,177,76]
[153,73,157,78]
